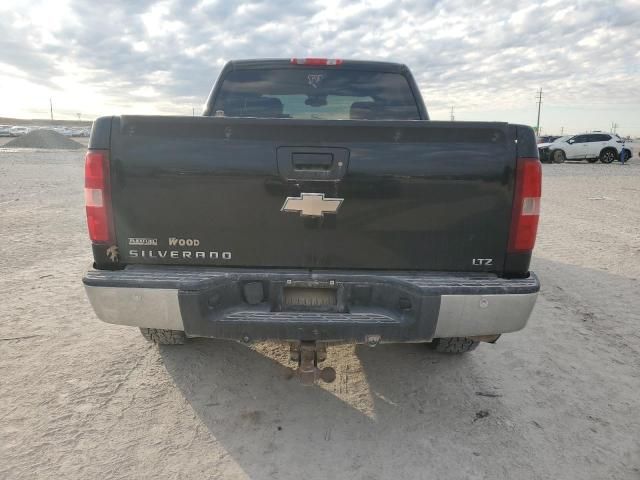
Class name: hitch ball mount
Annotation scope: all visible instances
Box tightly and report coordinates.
[290,341,336,386]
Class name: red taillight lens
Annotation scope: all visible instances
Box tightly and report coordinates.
[85,151,105,189]
[290,58,343,65]
[84,150,114,244]
[508,157,541,253]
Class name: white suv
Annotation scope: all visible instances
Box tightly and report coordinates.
[546,133,629,164]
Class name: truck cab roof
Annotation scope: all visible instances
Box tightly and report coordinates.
[226,58,409,73]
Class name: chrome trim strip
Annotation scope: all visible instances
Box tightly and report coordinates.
[434,292,538,338]
[84,285,184,330]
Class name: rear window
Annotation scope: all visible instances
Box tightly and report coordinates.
[211,68,421,120]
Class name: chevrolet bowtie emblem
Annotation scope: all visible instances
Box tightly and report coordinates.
[281,193,343,218]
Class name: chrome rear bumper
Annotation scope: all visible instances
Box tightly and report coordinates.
[84,266,539,341]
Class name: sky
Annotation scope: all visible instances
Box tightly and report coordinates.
[0,0,639,136]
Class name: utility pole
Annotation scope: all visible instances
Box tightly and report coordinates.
[560,126,564,135]
[535,88,543,134]
[49,98,54,121]
[192,107,195,116]
[450,106,455,121]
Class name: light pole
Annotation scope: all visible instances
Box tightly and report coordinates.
[535,88,543,134]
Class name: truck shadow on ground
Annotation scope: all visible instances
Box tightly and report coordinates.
[160,338,507,478]
[157,257,640,478]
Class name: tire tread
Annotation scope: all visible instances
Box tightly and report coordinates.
[140,328,186,345]
[433,336,479,353]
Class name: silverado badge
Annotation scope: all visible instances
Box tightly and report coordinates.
[281,193,343,218]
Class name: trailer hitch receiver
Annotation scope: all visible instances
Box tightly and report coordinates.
[290,341,336,385]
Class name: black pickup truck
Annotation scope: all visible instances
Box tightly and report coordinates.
[83,58,541,383]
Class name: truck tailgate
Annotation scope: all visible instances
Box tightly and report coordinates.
[107,116,517,273]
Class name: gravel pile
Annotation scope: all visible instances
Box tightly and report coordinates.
[2,129,83,149]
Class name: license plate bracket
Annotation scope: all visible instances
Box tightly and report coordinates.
[283,287,338,308]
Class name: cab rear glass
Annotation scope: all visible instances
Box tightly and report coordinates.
[211,68,421,121]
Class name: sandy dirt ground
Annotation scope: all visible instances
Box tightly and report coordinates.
[0,149,639,480]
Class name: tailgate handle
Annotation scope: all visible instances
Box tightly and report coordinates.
[277,146,349,181]
[292,153,334,171]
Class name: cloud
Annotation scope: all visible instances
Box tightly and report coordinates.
[0,0,639,133]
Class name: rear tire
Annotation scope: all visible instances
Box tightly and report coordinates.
[140,328,186,345]
[599,148,617,164]
[431,337,479,353]
[551,150,566,163]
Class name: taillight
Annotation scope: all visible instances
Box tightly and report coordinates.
[84,150,115,244]
[290,58,343,66]
[508,157,541,253]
